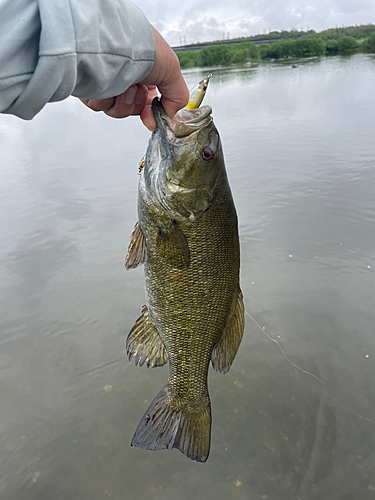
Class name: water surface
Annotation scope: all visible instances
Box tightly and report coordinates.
[1,54,375,500]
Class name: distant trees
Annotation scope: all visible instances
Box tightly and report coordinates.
[326,36,361,54]
[319,24,375,40]
[177,42,259,68]
[256,37,326,59]
[182,24,375,49]
[198,45,232,66]
[294,37,326,56]
[326,39,338,54]
[363,32,375,50]
[177,51,197,69]
[175,24,375,69]
[337,36,359,51]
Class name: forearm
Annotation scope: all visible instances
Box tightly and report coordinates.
[0,0,156,120]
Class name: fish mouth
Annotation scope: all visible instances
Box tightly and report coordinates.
[152,98,175,148]
[152,97,212,142]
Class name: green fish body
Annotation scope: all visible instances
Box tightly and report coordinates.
[125,99,244,462]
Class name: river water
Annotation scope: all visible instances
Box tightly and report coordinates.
[1,54,374,500]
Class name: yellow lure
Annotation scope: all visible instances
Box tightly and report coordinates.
[184,74,212,110]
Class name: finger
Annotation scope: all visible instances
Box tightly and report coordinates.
[159,68,189,119]
[105,93,134,119]
[104,84,139,118]
[105,84,150,119]
[131,85,149,116]
[140,105,157,131]
[145,86,158,105]
[151,46,189,118]
[140,27,189,119]
[82,97,115,112]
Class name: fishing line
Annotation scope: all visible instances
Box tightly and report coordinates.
[244,310,375,426]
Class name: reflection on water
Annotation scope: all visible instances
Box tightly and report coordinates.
[1,54,375,500]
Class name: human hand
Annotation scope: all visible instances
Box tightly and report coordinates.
[80,26,189,130]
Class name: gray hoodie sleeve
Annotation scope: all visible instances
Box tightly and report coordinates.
[0,0,156,119]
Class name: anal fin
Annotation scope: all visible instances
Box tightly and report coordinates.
[125,222,146,270]
[211,290,244,374]
[126,305,167,367]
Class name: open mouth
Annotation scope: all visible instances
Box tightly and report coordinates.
[151,98,212,139]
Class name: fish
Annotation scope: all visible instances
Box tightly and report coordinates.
[125,97,244,462]
[184,74,212,110]
[135,74,212,177]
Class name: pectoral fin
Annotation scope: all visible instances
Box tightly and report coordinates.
[126,305,168,367]
[211,290,244,374]
[125,222,146,270]
[157,221,190,268]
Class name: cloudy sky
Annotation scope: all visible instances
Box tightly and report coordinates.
[135,0,375,46]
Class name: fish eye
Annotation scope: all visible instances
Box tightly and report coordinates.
[202,146,215,162]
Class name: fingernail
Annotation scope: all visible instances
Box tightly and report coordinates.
[125,86,136,104]
[135,90,146,105]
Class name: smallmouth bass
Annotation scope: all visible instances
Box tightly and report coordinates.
[125,98,244,462]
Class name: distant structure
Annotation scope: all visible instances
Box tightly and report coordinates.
[173,37,282,52]
[172,23,375,53]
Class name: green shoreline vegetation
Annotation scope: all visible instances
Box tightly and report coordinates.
[176,24,375,69]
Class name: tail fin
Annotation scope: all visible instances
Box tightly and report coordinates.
[131,386,211,462]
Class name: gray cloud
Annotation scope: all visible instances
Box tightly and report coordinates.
[136,0,375,45]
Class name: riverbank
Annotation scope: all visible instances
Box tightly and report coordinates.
[177,32,375,69]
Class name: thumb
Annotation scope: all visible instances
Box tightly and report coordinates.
[158,70,189,119]
[140,26,189,119]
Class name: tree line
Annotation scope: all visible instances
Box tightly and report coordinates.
[177,31,375,69]
[184,24,375,48]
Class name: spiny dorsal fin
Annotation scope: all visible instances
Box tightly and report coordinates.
[211,290,244,374]
[125,222,146,270]
[126,305,167,368]
[157,221,190,269]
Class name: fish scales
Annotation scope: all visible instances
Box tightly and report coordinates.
[141,183,239,401]
[125,98,244,462]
